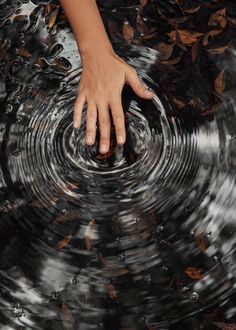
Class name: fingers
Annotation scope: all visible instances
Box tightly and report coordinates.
[126,69,154,99]
[97,103,111,154]
[110,96,126,145]
[73,93,86,128]
[85,101,97,145]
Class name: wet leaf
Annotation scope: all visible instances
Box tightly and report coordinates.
[212,322,236,330]
[214,70,225,95]
[208,9,227,29]
[172,97,186,109]
[56,235,72,249]
[61,303,75,330]
[48,7,59,30]
[153,42,174,60]
[184,6,201,14]
[17,48,31,58]
[167,30,203,45]
[195,227,209,252]
[206,43,231,54]
[122,21,134,44]
[203,29,224,47]
[184,266,204,280]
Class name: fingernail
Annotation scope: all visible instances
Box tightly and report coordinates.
[100,144,107,153]
[145,89,154,97]
[117,135,124,144]
[86,135,93,145]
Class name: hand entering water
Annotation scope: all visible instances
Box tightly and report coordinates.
[73,50,154,154]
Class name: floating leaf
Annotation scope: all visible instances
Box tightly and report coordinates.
[214,70,225,95]
[195,227,209,252]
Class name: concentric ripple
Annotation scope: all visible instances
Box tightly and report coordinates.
[1,40,236,328]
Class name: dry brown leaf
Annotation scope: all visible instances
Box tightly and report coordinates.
[212,322,236,330]
[184,6,201,14]
[61,303,75,330]
[195,227,209,252]
[48,7,59,29]
[214,70,225,95]
[153,42,174,60]
[56,235,72,249]
[208,8,227,29]
[172,97,186,109]
[167,30,203,45]
[184,266,204,280]
[122,21,134,44]
[201,104,221,116]
[203,29,224,46]
[207,43,231,54]
[17,48,31,57]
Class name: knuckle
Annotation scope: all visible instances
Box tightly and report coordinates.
[99,118,110,128]
[113,111,124,122]
[86,129,95,136]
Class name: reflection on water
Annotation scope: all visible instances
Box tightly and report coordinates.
[1,1,236,329]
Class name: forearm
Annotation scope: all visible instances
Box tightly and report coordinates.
[59,0,115,61]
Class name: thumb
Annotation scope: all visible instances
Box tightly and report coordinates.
[126,70,154,99]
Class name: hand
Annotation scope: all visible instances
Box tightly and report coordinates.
[73,50,154,154]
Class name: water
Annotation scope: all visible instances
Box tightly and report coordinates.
[1,1,236,329]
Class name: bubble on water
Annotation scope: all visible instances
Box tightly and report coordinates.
[189,292,199,302]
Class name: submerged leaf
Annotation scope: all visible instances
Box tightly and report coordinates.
[214,70,225,95]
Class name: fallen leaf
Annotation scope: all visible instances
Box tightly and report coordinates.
[184,266,204,280]
[153,42,174,60]
[172,97,186,109]
[167,30,203,45]
[195,227,209,252]
[48,7,59,30]
[56,235,72,249]
[122,21,134,44]
[213,322,236,330]
[214,70,225,95]
[208,8,227,29]
[160,55,182,65]
[184,6,201,14]
[17,48,31,57]
[206,43,231,54]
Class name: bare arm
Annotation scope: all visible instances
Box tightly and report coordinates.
[59,0,154,154]
[59,0,114,60]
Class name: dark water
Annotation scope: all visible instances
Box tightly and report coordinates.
[1,1,236,329]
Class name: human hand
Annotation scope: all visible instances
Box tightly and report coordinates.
[73,50,154,154]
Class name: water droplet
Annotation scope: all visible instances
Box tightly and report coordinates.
[156,225,164,233]
[189,292,199,302]
[118,254,126,263]
[51,291,60,300]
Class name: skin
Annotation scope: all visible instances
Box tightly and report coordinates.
[59,0,154,154]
